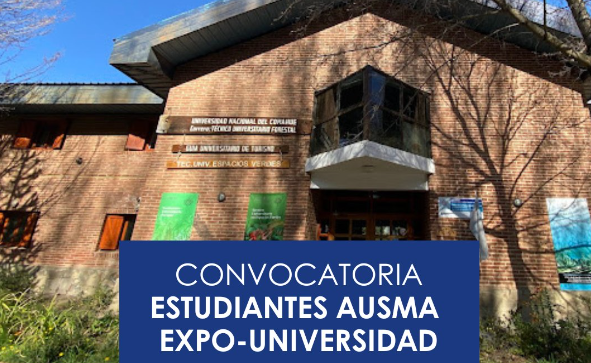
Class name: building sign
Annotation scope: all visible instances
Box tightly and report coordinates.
[171,145,289,153]
[161,116,311,135]
[152,193,199,240]
[167,159,290,169]
[438,197,483,219]
[244,193,287,241]
[546,198,591,291]
[120,241,480,363]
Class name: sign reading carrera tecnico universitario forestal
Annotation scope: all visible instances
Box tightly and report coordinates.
[162,117,310,135]
[120,241,479,363]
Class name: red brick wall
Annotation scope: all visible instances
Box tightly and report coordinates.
[0,115,158,268]
[153,8,591,291]
[1,5,590,295]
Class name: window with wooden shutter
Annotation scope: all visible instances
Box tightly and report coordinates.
[98,214,136,251]
[0,211,39,248]
[51,120,69,149]
[126,121,149,151]
[20,213,39,248]
[13,121,36,149]
[13,120,69,150]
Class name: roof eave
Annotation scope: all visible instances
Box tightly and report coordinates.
[109,0,582,97]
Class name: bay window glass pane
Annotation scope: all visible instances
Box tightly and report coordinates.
[375,111,402,149]
[368,71,385,105]
[340,73,363,110]
[312,117,338,155]
[402,121,430,157]
[338,107,364,147]
[367,71,385,131]
[385,82,401,112]
[402,87,417,119]
[416,96,429,126]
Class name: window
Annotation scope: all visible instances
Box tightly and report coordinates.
[98,214,136,251]
[311,66,431,158]
[13,120,68,150]
[0,211,39,248]
[126,121,157,151]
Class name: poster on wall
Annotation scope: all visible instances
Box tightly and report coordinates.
[244,193,287,241]
[438,197,483,219]
[152,193,199,240]
[546,198,591,291]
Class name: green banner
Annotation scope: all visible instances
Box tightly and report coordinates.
[244,193,287,241]
[152,193,199,240]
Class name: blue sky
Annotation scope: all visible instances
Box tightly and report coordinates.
[2,0,569,84]
[3,0,211,83]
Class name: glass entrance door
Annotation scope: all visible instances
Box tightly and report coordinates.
[314,191,428,241]
[333,218,369,240]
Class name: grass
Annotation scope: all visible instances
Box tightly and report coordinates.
[0,266,587,362]
[0,267,119,363]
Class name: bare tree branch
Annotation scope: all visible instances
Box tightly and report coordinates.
[490,0,591,68]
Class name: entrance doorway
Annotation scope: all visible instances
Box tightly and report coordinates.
[312,190,429,241]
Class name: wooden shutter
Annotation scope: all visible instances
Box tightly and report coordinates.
[19,213,39,248]
[52,121,69,149]
[0,212,4,241]
[126,121,149,151]
[13,121,36,149]
[99,215,124,250]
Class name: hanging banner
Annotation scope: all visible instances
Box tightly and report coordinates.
[438,197,483,219]
[160,117,311,135]
[152,193,199,240]
[244,193,287,241]
[546,198,591,291]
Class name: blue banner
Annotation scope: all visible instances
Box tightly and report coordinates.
[120,241,479,362]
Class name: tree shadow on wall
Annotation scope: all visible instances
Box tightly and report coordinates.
[416,38,591,317]
[0,113,105,293]
[280,1,591,317]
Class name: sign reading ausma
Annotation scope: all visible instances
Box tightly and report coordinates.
[162,117,310,135]
[120,241,479,363]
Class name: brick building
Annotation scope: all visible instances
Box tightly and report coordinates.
[1,0,591,315]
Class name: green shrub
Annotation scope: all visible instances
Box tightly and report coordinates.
[0,265,36,295]
[0,286,119,363]
[481,290,591,363]
[512,290,591,363]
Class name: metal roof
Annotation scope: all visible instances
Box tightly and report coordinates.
[109,0,581,98]
[1,84,164,114]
